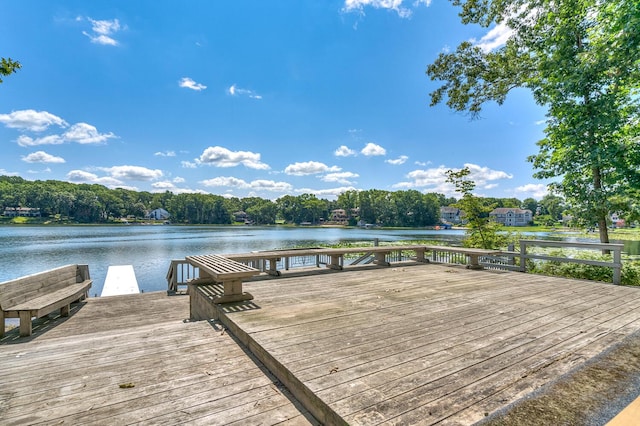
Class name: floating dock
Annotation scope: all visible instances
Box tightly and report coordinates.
[101,265,140,297]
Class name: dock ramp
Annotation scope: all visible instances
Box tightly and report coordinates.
[101,265,140,297]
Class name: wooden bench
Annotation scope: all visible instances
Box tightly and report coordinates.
[0,264,92,337]
[185,254,259,305]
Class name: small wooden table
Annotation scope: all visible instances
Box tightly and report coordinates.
[185,254,259,304]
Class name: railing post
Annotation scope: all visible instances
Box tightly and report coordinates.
[613,246,622,285]
[507,243,515,266]
[519,241,527,272]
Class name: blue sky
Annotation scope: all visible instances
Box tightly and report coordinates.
[0,0,550,200]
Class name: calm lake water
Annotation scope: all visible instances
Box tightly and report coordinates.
[0,225,629,296]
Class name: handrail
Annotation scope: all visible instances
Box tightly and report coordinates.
[518,240,623,285]
[167,240,626,293]
[166,259,198,294]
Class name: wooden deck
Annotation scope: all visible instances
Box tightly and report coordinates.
[3,262,640,425]
[214,262,640,425]
[0,292,317,425]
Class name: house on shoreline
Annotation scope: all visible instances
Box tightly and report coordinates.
[3,207,41,217]
[489,207,533,226]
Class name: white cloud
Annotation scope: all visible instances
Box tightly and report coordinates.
[179,77,207,91]
[200,177,292,193]
[1,110,116,145]
[16,134,64,147]
[67,170,99,182]
[470,5,536,53]
[228,84,262,99]
[471,22,513,52]
[285,161,341,176]
[361,142,386,156]
[82,17,122,46]
[66,170,124,187]
[250,180,293,192]
[154,151,176,157]
[0,168,19,176]
[173,176,185,183]
[21,151,65,164]
[102,165,163,181]
[322,172,359,184]
[63,123,115,144]
[334,145,357,157]
[386,155,408,165]
[400,165,450,188]
[201,176,250,188]
[150,181,205,194]
[515,183,549,199]
[342,0,430,18]
[181,161,197,169]
[393,163,513,196]
[151,181,177,190]
[27,167,52,174]
[295,186,357,199]
[464,163,513,186]
[196,146,270,170]
[0,110,68,132]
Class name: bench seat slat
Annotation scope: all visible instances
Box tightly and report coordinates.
[6,281,91,314]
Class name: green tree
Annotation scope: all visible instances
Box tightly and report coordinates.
[521,198,538,215]
[246,199,277,224]
[427,0,640,244]
[539,194,565,221]
[0,57,21,83]
[276,195,302,224]
[446,167,508,249]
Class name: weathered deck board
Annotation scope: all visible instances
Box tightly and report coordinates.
[0,292,317,426]
[216,263,640,425]
[3,262,640,425]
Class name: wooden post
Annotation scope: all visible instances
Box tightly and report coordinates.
[267,258,280,276]
[466,254,483,270]
[19,311,32,337]
[374,251,390,267]
[613,247,622,285]
[519,240,527,272]
[329,254,343,270]
[414,248,428,263]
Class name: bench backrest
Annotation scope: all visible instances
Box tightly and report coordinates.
[0,264,85,310]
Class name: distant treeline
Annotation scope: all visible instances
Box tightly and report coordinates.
[0,175,540,226]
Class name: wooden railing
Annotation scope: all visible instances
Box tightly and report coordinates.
[167,240,626,292]
[166,259,199,294]
[517,240,623,285]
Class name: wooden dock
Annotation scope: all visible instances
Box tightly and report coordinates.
[3,262,640,424]
[101,264,140,297]
[0,292,317,425]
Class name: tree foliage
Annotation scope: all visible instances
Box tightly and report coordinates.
[446,167,510,249]
[0,57,21,84]
[0,175,542,228]
[427,0,640,244]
